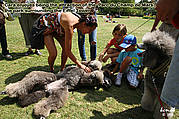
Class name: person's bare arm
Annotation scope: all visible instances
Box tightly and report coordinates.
[101,51,120,63]
[61,13,91,72]
[98,44,110,61]
[151,16,160,32]
[107,52,120,58]
[156,0,179,22]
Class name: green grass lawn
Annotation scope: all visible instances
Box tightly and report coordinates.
[0,16,179,119]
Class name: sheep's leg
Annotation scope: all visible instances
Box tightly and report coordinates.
[33,86,68,118]
[153,97,163,119]
[18,90,46,107]
[33,79,69,118]
[141,79,155,111]
[5,71,57,98]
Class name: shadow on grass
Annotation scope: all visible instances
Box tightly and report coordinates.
[0,52,27,61]
[0,96,18,106]
[5,64,74,85]
[90,106,153,119]
[76,80,143,105]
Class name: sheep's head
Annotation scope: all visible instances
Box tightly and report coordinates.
[141,44,164,68]
[81,60,102,71]
[139,30,176,68]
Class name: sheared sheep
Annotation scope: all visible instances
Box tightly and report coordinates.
[2,60,112,119]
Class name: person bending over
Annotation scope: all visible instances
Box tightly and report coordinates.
[30,12,97,72]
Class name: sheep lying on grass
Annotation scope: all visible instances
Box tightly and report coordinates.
[2,60,112,119]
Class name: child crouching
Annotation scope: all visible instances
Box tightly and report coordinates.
[111,34,144,88]
[98,24,127,63]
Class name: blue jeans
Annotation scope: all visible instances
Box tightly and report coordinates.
[161,36,179,109]
[77,28,97,61]
[0,24,9,55]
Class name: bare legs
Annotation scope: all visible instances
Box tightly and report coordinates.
[44,35,68,72]
[44,35,57,72]
[119,56,132,73]
[102,48,120,63]
[57,37,68,71]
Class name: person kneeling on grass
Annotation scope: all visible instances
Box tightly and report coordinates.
[111,34,144,88]
[98,24,127,63]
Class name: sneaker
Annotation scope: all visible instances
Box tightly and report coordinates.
[25,50,33,56]
[34,50,42,55]
[167,107,175,119]
[115,72,122,86]
[160,104,175,119]
[2,54,13,60]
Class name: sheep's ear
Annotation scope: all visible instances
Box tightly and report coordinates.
[81,61,90,66]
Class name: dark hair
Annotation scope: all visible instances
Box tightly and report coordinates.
[112,24,127,35]
[79,14,98,27]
